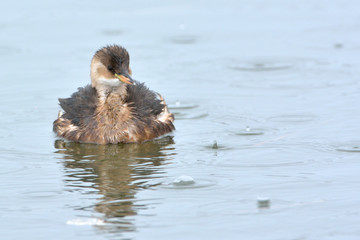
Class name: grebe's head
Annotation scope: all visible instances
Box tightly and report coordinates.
[90,45,134,95]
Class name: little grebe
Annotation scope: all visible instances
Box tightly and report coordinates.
[53,45,175,144]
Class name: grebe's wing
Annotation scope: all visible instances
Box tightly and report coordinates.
[126,82,164,117]
[58,85,98,126]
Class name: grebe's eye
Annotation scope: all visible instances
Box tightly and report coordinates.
[107,66,114,72]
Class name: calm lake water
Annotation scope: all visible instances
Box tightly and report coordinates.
[1,1,360,239]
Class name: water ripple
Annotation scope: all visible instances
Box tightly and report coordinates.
[197,198,325,216]
[229,60,294,72]
[228,57,355,89]
[209,143,330,168]
[160,176,216,189]
[169,101,208,120]
[268,114,318,123]
[168,35,198,44]
[336,142,360,153]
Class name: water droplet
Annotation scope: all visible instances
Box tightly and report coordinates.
[212,140,218,149]
[257,197,271,209]
[236,127,264,136]
[173,175,195,186]
[334,43,343,49]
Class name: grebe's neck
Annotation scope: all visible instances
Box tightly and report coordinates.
[90,58,128,102]
[95,84,127,103]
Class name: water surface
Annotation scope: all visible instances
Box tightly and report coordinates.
[1,1,360,239]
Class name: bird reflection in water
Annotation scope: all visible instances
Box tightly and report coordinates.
[54,136,175,233]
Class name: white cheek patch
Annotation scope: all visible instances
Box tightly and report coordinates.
[98,78,121,86]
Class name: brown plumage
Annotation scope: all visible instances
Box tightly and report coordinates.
[53,45,175,144]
